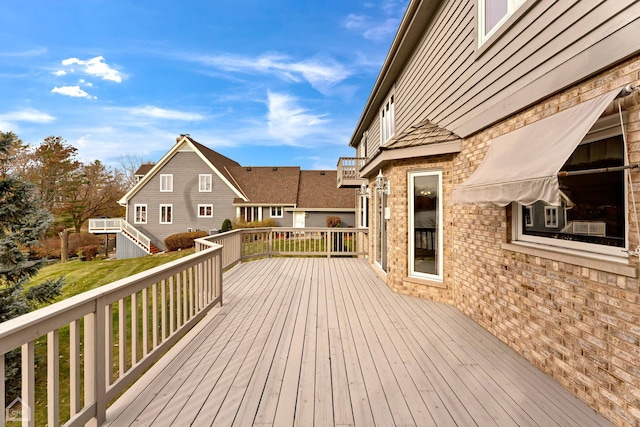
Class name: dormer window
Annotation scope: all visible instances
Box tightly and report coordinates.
[380,94,395,144]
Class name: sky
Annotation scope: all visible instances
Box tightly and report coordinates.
[0,0,408,171]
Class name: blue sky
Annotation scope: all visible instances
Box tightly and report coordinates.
[0,0,407,170]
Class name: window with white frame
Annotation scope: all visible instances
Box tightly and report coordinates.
[409,170,443,281]
[380,94,395,144]
[160,174,173,192]
[134,204,147,224]
[544,206,558,228]
[478,0,525,44]
[199,174,212,192]
[515,115,626,256]
[198,204,213,218]
[523,206,533,227]
[270,206,283,218]
[160,204,173,224]
[358,194,369,228]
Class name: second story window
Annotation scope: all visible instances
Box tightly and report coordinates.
[199,174,212,192]
[380,94,395,144]
[160,174,173,192]
[479,0,525,44]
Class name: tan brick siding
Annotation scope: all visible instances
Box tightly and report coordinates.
[367,55,640,426]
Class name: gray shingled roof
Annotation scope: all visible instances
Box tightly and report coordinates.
[134,163,155,176]
[297,170,356,209]
[382,118,460,150]
[228,166,301,205]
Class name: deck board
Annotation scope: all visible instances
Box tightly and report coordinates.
[104,258,614,427]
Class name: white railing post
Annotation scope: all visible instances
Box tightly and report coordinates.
[22,341,35,427]
[47,330,60,427]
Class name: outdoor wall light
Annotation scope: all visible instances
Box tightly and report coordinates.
[374,170,390,195]
[359,182,370,197]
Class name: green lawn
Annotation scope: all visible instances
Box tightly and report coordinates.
[28,249,195,303]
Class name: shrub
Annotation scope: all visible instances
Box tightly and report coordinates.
[326,216,342,228]
[231,218,277,229]
[221,218,232,232]
[24,277,65,306]
[164,231,208,251]
[82,245,98,261]
[31,233,102,259]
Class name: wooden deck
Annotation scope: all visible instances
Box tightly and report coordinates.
[104,258,612,427]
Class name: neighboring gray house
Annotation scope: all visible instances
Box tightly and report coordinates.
[91,135,356,258]
[337,0,640,424]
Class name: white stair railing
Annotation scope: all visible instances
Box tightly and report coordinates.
[89,218,152,253]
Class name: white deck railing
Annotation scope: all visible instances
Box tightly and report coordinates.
[0,238,222,427]
[336,157,365,187]
[88,218,152,254]
[200,227,369,261]
[1,227,367,426]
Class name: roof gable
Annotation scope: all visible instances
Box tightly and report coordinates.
[118,135,245,205]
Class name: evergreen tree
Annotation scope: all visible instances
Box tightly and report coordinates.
[0,131,63,404]
[0,132,54,320]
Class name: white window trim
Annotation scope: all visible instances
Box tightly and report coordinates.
[160,204,173,224]
[134,204,147,224]
[513,114,628,258]
[270,206,283,218]
[380,93,395,145]
[198,204,213,218]
[524,205,533,227]
[160,174,173,192]
[544,206,558,228]
[358,194,369,228]
[199,174,212,192]
[478,0,526,46]
[408,170,443,282]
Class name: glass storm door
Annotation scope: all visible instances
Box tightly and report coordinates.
[375,190,388,272]
[409,170,442,281]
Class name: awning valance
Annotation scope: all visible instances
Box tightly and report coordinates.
[453,88,622,206]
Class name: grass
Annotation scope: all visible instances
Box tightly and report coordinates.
[27,249,195,302]
[9,250,195,426]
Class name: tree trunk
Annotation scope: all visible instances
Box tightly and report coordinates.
[59,229,70,262]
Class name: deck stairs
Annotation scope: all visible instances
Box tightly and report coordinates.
[88,218,157,255]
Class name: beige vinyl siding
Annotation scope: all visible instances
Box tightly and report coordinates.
[128,151,238,249]
[368,114,382,161]
[383,0,640,140]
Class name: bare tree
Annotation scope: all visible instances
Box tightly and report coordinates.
[118,153,153,189]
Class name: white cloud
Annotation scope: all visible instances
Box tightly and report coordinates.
[0,108,55,123]
[266,91,329,143]
[60,56,124,82]
[53,70,67,76]
[343,14,401,41]
[343,1,407,41]
[195,53,350,94]
[123,106,205,121]
[0,108,55,132]
[51,85,96,99]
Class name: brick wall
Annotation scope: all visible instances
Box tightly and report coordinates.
[451,56,640,426]
[383,155,456,304]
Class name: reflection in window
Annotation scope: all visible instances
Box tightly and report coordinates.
[410,171,442,280]
[479,0,525,42]
[521,135,625,250]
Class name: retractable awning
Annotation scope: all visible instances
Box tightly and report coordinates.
[453,88,622,206]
